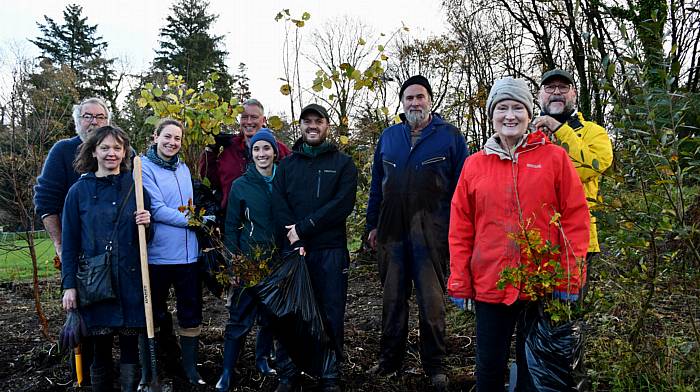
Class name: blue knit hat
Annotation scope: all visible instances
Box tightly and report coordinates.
[250,128,279,158]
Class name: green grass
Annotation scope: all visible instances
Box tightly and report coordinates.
[0,238,59,281]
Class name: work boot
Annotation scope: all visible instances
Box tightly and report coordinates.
[430,373,449,392]
[180,336,206,385]
[120,363,139,392]
[90,365,111,392]
[137,334,152,391]
[215,337,243,391]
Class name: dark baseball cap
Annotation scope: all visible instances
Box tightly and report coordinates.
[540,69,574,86]
[300,103,330,121]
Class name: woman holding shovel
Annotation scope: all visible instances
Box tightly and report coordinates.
[61,125,151,391]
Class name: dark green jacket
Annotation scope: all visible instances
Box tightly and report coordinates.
[224,164,276,257]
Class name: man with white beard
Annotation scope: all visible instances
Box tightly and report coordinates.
[365,76,469,391]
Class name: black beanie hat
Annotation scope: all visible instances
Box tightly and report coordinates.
[399,75,433,100]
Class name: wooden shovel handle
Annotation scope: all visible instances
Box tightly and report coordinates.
[133,156,156,340]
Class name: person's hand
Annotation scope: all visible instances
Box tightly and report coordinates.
[62,288,78,311]
[368,229,378,250]
[296,246,306,256]
[52,241,63,262]
[285,224,300,244]
[532,115,563,137]
[134,209,151,226]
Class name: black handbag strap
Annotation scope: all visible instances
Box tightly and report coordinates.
[104,181,135,252]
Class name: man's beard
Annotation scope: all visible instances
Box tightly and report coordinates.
[406,108,428,129]
[543,97,575,115]
[77,126,89,142]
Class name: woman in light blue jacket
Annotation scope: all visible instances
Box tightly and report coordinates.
[140,118,204,386]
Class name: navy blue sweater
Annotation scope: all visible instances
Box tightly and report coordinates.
[34,136,82,218]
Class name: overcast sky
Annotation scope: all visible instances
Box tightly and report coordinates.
[0,0,448,116]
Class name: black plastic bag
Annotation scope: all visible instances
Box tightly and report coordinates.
[252,253,336,377]
[522,306,585,392]
[59,310,87,353]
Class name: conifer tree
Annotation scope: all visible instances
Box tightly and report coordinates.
[30,4,117,103]
[153,0,232,99]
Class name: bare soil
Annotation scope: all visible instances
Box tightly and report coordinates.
[0,261,477,392]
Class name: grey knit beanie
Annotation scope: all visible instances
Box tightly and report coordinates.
[486,77,534,119]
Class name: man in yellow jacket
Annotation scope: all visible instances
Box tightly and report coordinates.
[533,69,613,268]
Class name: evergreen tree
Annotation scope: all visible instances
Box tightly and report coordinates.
[153,0,232,99]
[30,4,117,103]
[232,62,251,102]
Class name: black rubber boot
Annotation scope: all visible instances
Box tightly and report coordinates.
[90,365,111,392]
[255,327,276,376]
[215,337,243,391]
[157,313,181,375]
[180,336,205,385]
[120,363,139,392]
[137,334,152,391]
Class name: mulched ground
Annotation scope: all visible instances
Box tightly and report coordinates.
[0,260,477,392]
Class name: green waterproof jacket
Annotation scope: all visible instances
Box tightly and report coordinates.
[224,164,277,258]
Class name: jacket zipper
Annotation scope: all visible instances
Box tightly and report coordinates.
[421,156,447,165]
[173,170,188,261]
[383,159,396,167]
[316,169,321,198]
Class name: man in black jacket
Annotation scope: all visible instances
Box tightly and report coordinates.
[272,103,358,392]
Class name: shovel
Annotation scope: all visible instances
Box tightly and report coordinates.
[133,156,161,392]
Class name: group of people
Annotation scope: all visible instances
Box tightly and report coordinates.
[34,68,612,392]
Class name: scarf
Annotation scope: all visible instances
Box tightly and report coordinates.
[146,144,179,171]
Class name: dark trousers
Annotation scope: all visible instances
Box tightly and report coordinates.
[92,333,139,367]
[377,239,446,375]
[474,301,537,392]
[276,248,349,381]
[225,287,272,358]
[150,263,202,329]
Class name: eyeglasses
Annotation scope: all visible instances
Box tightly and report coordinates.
[81,113,108,122]
[543,84,571,94]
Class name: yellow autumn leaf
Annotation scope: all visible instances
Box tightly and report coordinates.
[280,84,291,96]
[339,135,349,145]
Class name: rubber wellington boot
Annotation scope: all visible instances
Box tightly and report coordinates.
[215,338,243,391]
[90,365,111,392]
[180,336,206,385]
[120,363,139,392]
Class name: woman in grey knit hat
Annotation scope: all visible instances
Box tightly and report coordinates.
[447,77,590,391]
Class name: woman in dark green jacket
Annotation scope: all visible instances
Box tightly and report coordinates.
[216,129,280,391]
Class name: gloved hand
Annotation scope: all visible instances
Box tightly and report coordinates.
[59,309,87,352]
[552,290,579,302]
[449,296,466,310]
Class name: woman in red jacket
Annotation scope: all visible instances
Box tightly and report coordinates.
[447,77,590,391]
